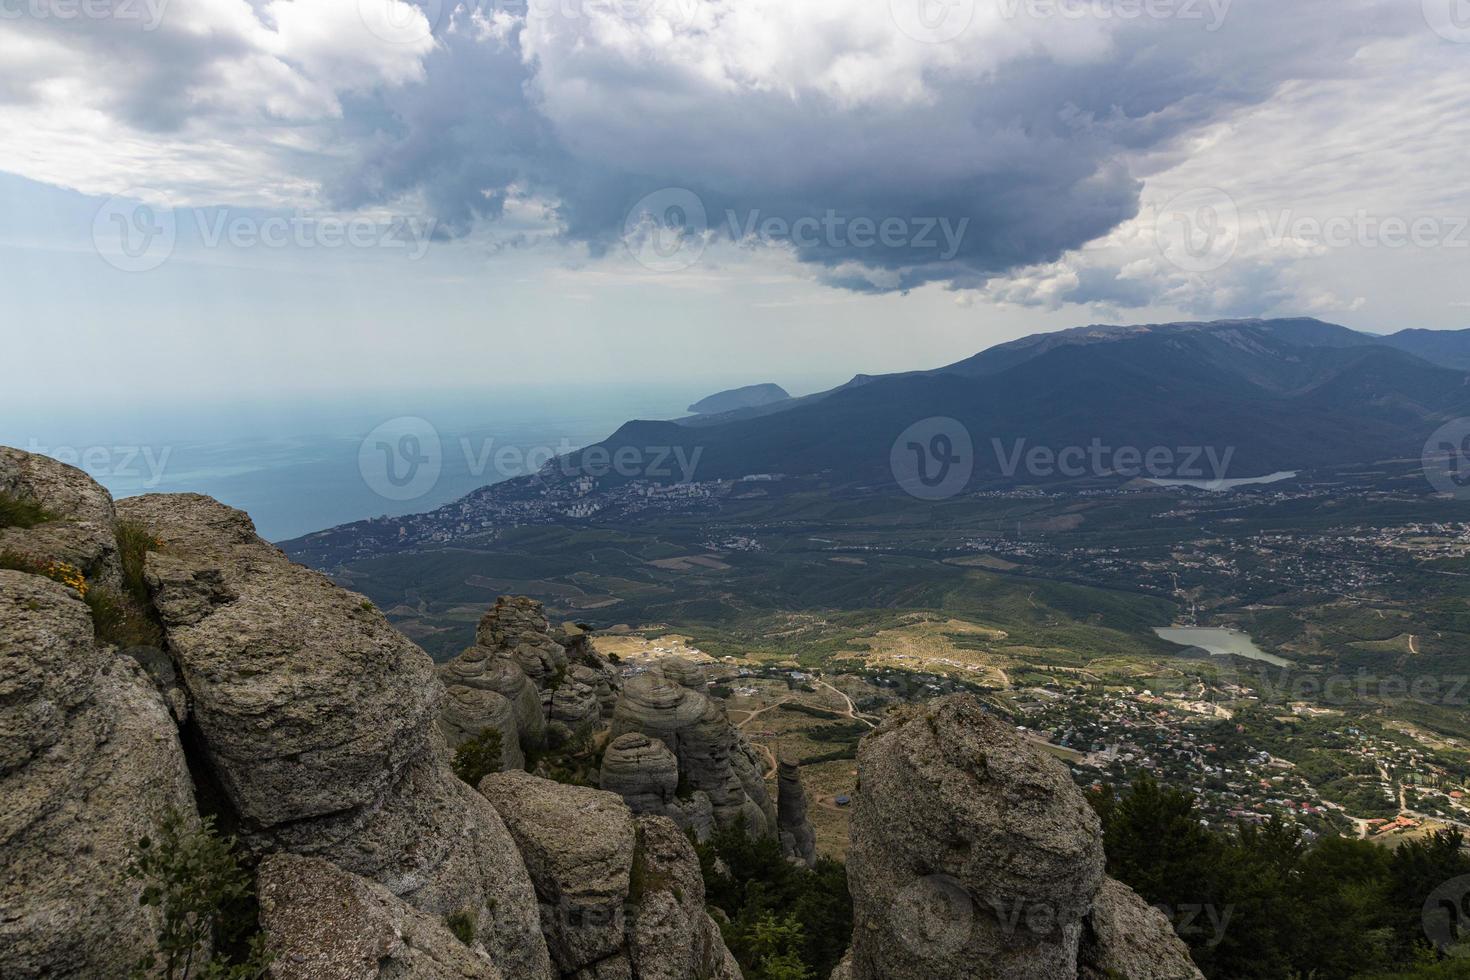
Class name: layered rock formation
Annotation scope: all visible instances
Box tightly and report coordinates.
[439,641,547,755]
[117,492,553,980]
[776,755,817,867]
[0,567,197,977]
[479,595,568,688]
[599,731,715,841]
[609,669,775,837]
[839,694,1200,980]
[480,771,741,980]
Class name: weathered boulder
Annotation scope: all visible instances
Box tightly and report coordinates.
[657,656,706,691]
[477,596,567,689]
[439,684,525,772]
[600,732,679,814]
[776,756,817,867]
[569,664,618,719]
[843,695,1105,980]
[611,672,773,837]
[258,853,504,980]
[627,815,743,980]
[117,493,552,980]
[479,771,635,973]
[479,771,742,980]
[0,570,197,978]
[440,645,547,750]
[598,733,715,841]
[551,681,602,730]
[1079,877,1204,980]
[0,447,121,590]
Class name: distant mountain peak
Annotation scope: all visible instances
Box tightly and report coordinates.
[687,383,791,415]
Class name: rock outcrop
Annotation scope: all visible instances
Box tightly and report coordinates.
[0,455,198,979]
[610,669,775,837]
[117,492,552,980]
[439,642,547,753]
[1079,878,1204,980]
[598,732,715,841]
[776,756,817,867]
[258,853,504,980]
[478,596,567,689]
[0,445,123,590]
[840,694,1199,980]
[1,448,752,980]
[439,684,527,771]
[479,771,741,980]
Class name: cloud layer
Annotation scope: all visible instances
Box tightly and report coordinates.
[0,0,1461,303]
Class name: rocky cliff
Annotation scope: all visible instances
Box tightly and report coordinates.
[0,449,740,980]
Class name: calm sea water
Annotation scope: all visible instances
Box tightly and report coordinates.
[0,384,719,542]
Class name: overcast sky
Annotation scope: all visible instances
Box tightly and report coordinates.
[2,0,1468,405]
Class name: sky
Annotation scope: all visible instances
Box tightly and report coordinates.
[2,0,1469,407]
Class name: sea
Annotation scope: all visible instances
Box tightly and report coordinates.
[0,384,722,543]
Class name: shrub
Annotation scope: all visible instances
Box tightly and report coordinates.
[452,728,506,787]
[0,491,53,529]
[445,910,476,946]
[126,809,270,980]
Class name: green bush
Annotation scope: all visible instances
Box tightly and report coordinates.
[696,826,851,980]
[451,728,506,787]
[0,491,53,529]
[126,808,270,980]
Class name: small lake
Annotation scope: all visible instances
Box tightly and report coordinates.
[1153,626,1292,667]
